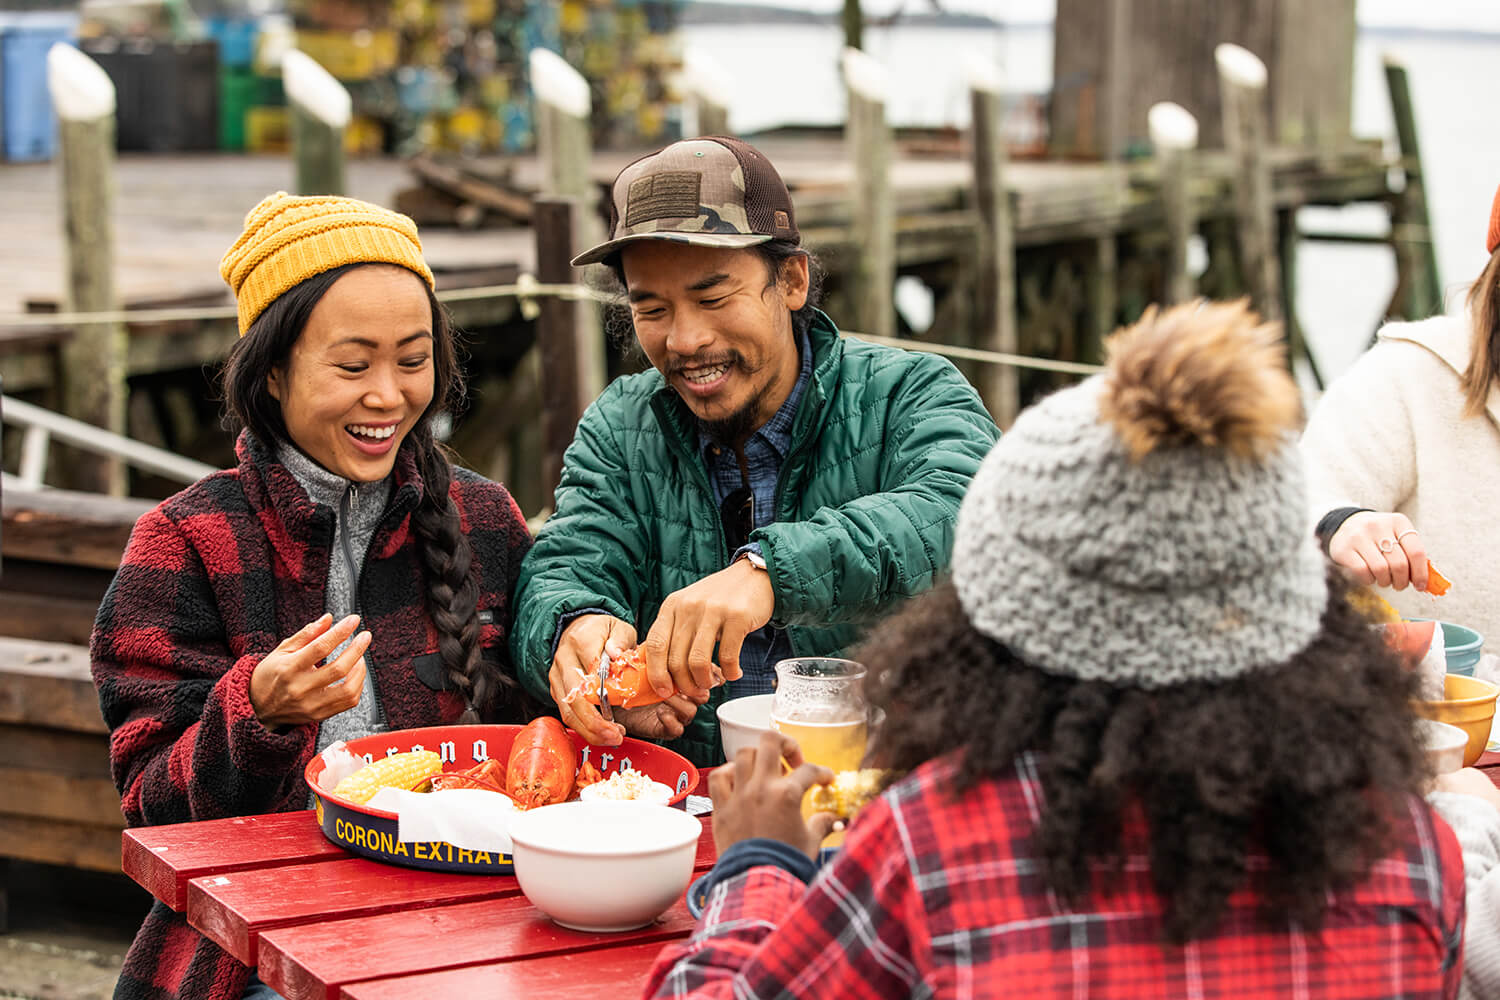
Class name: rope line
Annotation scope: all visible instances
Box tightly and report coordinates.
[0,280,603,329]
[0,280,1102,375]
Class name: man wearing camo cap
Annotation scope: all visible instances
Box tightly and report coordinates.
[511,136,999,766]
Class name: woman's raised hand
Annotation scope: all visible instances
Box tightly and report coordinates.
[710,731,836,861]
[1329,511,1429,592]
[249,613,372,728]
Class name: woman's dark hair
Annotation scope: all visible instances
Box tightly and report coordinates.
[599,239,826,348]
[1463,247,1500,417]
[222,262,523,723]
[856,572,1428,944]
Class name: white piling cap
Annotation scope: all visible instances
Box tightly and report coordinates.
[683,49,734,111]
[1214,43,1267,88]
[283,49,351,128]
[965,54,1003,96]
[47,43,115,121]
[529,48,591,118]
[840,47,888,104]
[1148,101,1199,151]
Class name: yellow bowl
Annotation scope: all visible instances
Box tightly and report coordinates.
[1416,674,1499,767]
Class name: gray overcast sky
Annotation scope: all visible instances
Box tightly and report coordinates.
[697,1,1500,32]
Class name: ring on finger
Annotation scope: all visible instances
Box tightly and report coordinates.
[1378,538,1397,554]
[1396,528,1419,543]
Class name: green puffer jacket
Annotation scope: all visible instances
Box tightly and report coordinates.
[511,311,999,765]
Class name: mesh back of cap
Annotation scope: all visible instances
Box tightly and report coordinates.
[707,136,799,242]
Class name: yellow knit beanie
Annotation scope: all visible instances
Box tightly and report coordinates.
[219,191,436,335]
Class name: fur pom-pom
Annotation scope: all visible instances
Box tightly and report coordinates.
[1098,299,1302,461]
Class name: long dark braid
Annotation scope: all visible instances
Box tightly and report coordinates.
[408,424,521,721]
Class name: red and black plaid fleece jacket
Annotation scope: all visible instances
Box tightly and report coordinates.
[91,430,531,1000]
[645,750,1466,999]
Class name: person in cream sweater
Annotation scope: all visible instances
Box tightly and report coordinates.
[1301,185,1500,644]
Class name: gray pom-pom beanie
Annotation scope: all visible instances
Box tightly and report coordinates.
[951,317,1328,689]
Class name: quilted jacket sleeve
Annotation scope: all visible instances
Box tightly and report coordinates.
[90,507,314,827]
[758,353,998,626]
[510,386,652,703]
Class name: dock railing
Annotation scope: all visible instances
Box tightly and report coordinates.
[0,393,217,492]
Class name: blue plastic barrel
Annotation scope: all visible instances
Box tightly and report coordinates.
[0,17,77,162]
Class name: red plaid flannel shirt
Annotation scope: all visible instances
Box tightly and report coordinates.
[91,430,531,1000]
[645,751,1465,999]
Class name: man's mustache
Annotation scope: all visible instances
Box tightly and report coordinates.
[666,353,743,376]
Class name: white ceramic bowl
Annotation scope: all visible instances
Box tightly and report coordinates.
[508,801,702,932]
[717,693,776,761]
[1417,718,1469,775]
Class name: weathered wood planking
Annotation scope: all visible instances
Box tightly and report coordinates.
[1051,0,1356,155]
[0,638,106,733]
[0,637,121,873]
[2,488,147,569]
[0,813,120,872]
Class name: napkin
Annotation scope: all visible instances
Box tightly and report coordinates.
[1415,628,1446,702]
[371,787,518,855]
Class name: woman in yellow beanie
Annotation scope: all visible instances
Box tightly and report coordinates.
[89,193,535,1000]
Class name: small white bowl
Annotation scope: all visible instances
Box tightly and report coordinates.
[1417,718,1469,775]
[717,693,776,761]
[508,801,701,932]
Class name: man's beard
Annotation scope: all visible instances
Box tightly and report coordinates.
[701,391,766,447]
[668,353,770,447]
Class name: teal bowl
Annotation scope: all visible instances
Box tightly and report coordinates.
[1442,623,1484,676]
[1413,621,1485,676]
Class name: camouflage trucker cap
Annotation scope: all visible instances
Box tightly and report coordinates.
[571,136,800,266]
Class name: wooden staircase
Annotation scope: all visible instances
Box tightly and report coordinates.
[1,488,148,886]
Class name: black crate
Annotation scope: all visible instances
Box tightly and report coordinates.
[80,38,218,152]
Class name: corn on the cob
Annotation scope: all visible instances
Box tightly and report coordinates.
[807,768,885,819]
[331,750,442,805]
[1348,586,1401,624]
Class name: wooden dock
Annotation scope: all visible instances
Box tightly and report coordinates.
[0,131,1410,512]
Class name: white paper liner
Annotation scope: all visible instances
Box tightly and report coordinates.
[377,787,518,855]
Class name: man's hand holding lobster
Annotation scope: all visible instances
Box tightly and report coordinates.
[551,613,699,747]
[550,559,772,746]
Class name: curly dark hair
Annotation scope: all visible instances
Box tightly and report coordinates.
[221,262,527,723]
[854,571,1428,944]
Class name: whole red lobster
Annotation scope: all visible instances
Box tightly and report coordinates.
[505,717,580,809]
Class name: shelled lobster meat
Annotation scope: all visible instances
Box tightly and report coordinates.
[570,647,726,711]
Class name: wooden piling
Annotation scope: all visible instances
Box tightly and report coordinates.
[842,47,895,341]
[1148,101,1198,305]
[968,64,1018,428]
[1383,56,1442,320]
[47,44,126,496]
[284,50,349,196]
[1215,43,1281,324]
[533,198,585,500]
[1278,205,1322,387]
[530,48,606,404]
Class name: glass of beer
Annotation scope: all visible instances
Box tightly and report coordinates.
[770,657,868,776]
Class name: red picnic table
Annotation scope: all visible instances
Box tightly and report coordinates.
[119,783,717,1000]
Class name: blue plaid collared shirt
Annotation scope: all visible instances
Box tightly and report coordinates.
[699,328,812,698]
